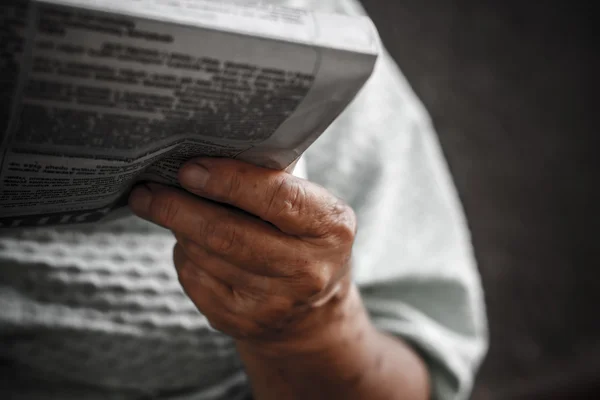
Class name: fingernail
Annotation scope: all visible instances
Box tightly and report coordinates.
[180,162,210,190]
[129,184,153,216]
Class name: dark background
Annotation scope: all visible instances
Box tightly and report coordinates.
[359,1,597,399]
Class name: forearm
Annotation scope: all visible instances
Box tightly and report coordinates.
[236,285,430,400]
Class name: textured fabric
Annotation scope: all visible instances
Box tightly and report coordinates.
[0,1,487,399]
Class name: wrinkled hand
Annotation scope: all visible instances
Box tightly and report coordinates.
[129,158,357,348]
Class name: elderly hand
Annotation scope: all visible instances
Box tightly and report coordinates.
[129,158,357,352]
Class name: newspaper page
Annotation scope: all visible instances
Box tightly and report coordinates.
[0,0,378,228]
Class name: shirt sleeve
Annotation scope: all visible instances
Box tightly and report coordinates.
[303,32,488,400]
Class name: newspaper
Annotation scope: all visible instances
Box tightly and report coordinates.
[0,0,378,228]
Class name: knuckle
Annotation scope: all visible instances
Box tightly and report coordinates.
[265,297,294,320]
[204,218,240,255]
[219,169,244,202]
[303,265,331,296]
[180,237,206,260]
[266,177,305,218]
[324,201,357,243]
[149,192,181,227]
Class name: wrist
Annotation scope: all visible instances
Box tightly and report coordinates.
[236,281,375,360]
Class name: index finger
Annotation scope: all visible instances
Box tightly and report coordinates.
[178,158,356,238]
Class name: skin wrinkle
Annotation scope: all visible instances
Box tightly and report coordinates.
[265,176,291,221]
[147,184,184,228]
[156,187,293,277]
[177,240,328,340]
[185,159,344,238]
[221,166,246,205]
[204,216,242,256]
[130,158,430,400]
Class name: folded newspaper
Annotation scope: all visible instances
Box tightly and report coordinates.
[0,0,378,228]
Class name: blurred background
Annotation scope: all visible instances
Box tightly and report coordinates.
[359,0,597,399]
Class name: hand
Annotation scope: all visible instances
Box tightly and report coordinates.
[129,158,357,351]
